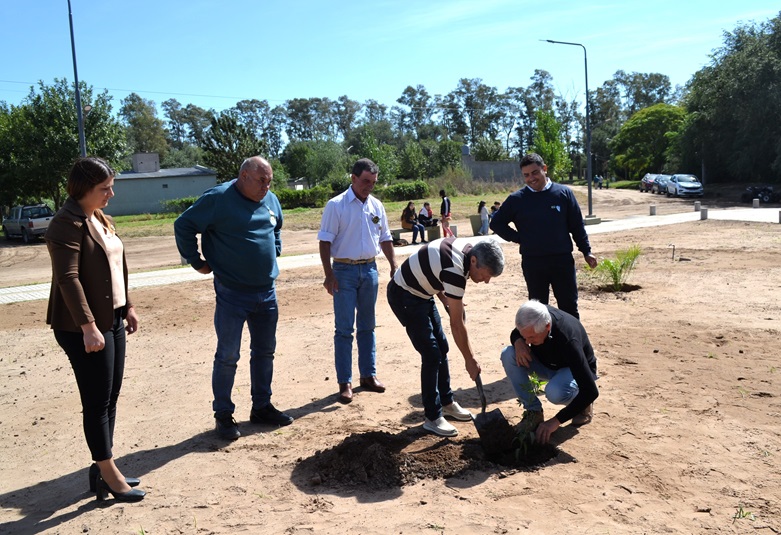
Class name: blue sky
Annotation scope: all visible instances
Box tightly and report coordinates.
[1,1,777,115]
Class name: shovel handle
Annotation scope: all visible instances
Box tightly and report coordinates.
[475,374,487,414]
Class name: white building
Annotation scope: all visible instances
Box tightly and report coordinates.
[105,153,217,216]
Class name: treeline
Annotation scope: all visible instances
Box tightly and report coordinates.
[1,12,779,209]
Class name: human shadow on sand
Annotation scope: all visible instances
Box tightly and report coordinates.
[0,393,341,535]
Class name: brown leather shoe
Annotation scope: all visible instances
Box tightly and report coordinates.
[338,383,353,404]
[571,403,593,426]
[359,376,386,393]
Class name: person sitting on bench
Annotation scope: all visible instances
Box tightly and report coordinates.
[418,202,439,227]
[401,201,426,244]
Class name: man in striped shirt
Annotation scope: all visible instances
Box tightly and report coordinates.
[387,238,505,437]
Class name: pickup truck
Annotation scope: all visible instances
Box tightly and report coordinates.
[2,204,55,243]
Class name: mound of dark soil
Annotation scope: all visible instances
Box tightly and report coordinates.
[294,429,563,490]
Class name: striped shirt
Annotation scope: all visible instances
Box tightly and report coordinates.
[392,237,473,300]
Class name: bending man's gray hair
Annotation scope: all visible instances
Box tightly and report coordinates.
[470,240,505,276]
[515,299,551,333]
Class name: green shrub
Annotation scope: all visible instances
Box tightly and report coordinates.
[376,180,429,202]
[276,186,331,209]
[587,245,642,291]
[161,196,198,214]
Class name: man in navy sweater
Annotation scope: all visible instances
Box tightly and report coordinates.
[175,156,293,440]
[490,153,597,319]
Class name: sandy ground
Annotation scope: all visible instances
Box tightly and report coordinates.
[1,187,780,534]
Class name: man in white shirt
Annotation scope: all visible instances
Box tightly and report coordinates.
[318,159,398,403]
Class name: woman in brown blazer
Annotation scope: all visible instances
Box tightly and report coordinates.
[45,157,145,502]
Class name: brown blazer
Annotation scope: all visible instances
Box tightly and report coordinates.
[45,197,131,333]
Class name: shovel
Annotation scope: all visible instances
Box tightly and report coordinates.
[472,374,516,456]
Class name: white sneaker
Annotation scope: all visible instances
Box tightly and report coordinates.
[442,401,473,421]
[423,416,458,437]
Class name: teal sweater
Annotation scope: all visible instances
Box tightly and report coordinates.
[174,181,283,292]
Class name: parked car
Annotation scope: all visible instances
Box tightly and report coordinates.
[741,185,780,203]
[2,204,55,243]
[651,174,671,194]
[666,174,703,197]
[639,173,659,193]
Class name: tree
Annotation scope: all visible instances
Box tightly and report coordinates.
[230,99,286,158]
[2,79,124,208]
[399,140,426,179]
[443,78,503,145]
[362,99,388,123]
[609,103,686,177]
[472,137,510,161]
[119,93,168,159]
[285,97,336,141]
[280,140,349,187]
[162,98,187,149]
[195,111,267,181]
[333,96,361,141]
[529,109,569,181]
[679,13,781,182]
[396,85,434,138]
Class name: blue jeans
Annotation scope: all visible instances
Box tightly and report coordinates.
[522,254,580,318]
[332,261,378,384]
[479,219,489,235]
[212,277,278,416]
[500,345,578,412]
[410,223,426,242]
[387,281,453,421]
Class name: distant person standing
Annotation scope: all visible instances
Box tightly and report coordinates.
[175,156,294,441]
[477,200,490,236]
[318,158,398,404]
[439,189,454,238]
[490,153,597,319]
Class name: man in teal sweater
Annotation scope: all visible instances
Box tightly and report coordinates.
[490,153,597,319]
[175,156,293,440]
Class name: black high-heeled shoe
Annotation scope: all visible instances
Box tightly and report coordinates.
[95,475,146,502]
[89,463,141,492]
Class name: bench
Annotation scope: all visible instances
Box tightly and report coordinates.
[390,225,443,242]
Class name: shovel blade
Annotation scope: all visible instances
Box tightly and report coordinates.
[473,408,516,457]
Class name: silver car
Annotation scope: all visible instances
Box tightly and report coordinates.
[667,174,703,197]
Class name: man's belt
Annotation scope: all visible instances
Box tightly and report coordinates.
[333,257,376,265]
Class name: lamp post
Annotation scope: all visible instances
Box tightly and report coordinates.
[67,0,87,157]
[543,39,594,218]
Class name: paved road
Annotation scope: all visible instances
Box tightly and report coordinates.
[1,207,778,305]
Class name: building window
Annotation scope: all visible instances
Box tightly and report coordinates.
[162,184,168,189]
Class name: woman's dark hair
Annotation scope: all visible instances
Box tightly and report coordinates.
[68,157,115,200]
[477,200,486,214]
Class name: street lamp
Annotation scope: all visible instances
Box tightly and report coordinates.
[67,0,87,157]
[542,39,595,219]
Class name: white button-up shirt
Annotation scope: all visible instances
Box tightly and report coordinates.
[317,186,392,260]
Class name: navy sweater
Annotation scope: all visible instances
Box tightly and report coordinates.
[489,182,591,258]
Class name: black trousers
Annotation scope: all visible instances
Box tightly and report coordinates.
[54,310,126,462]
[522,254,580,319]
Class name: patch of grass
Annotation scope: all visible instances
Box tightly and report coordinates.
[732,504,756,523]
[111,191,521,235]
